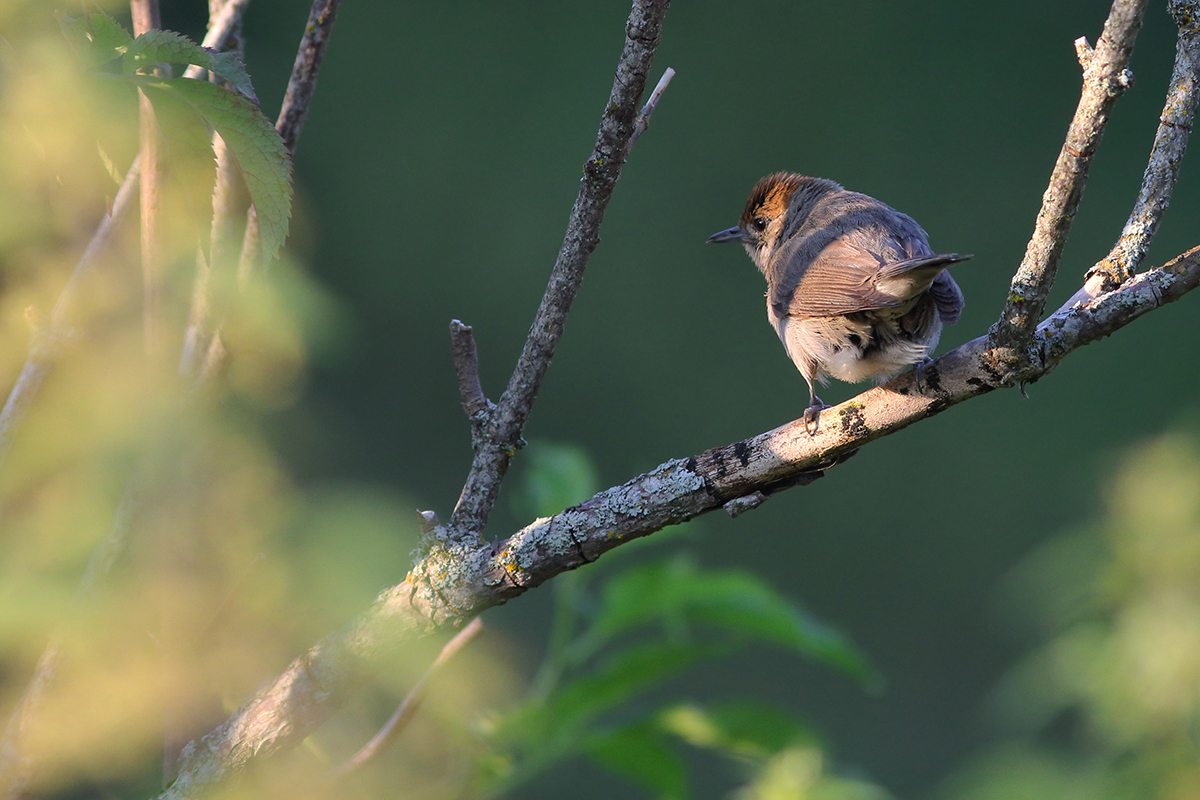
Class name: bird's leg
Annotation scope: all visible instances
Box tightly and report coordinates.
[802,391,828,436]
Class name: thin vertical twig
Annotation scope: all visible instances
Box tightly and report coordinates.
[132,0,165,354]
[450,320,491,421]
[138,91,163,353]
[201,0,341,382]
[181,8,249,380]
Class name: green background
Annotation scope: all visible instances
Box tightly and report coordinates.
[167,0,1200,795]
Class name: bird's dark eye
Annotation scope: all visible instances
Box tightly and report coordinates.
[751,216,768,232]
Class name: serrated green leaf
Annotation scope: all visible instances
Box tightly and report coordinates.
[587,723,688,800]
[57,11,133,69]
[125,30,257,102]
[133,77,291,267]
[583,555,877,684]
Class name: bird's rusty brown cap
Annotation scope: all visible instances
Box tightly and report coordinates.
[740,172,805,227]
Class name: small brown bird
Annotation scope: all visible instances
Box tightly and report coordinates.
[709,173,969,433]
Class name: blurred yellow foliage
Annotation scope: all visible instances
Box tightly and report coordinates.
[0,7,519,798]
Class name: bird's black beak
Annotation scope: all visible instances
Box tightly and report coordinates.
[707,226,745,244]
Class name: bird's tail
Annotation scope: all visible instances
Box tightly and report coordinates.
[875,253,971,325]
[875,253,972,281]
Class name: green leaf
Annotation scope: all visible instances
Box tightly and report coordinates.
[514,441,601,520]
[498,640,723,751]
[657,701,818,759]
[125,30,258,102]
[732,744,894,800]
[481,641,721,798]
[584,555,878,685]
[57,12,133,69]
[587,723,688,800]
[135,77,292,267]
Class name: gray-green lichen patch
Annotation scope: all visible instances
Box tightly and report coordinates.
[493,460,706,579]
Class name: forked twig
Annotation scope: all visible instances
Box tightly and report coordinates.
[447,2,673,542]
[1068,0,1200,305]
[990,0,1147,356]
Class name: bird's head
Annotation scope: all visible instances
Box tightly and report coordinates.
[706,172,814,273]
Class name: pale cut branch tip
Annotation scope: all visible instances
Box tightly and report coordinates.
[417,509,440,535]
[449,320,490,421]
[631,66,675,145]
[1075,36,1094,67]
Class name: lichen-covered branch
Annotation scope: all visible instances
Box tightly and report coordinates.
[990,0,1147,353]
[153,242,1200,800]
[448,0,673,542]
[1074,0,1200,303]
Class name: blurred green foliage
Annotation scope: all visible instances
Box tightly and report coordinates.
[470,441,884,799]
[935,432,1200,800]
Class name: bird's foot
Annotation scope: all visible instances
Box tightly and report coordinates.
[913,356,935,394]
[803,398,830,436]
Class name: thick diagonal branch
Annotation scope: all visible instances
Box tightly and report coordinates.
[448,0,672,541]
[154,243,1200,800]
[990,0,1147,352]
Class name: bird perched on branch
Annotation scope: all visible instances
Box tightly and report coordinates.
[709,172,969,434]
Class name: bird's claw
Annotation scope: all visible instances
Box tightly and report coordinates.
[803,400,830,436]
[913,356,934,394]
